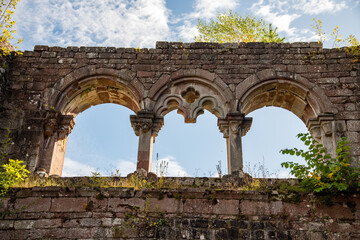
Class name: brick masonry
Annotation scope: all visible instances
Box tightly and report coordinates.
[0,41,359,175]
[0,186,359,239]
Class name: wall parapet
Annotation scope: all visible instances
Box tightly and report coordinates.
[0,183,359,239]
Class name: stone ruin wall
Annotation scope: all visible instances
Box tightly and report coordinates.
[0,183,359,239]
[0,42,359,240]
[0,41,359,175]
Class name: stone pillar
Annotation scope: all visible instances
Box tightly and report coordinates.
[130,111,163,172]
[37,113,75,176]
[218,113,252,174]
[307,113,336,156]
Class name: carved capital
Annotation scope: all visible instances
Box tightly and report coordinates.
[218,119,229,138]
[218,113,253,137]
[57,115,75,140]
[307,113,335,139]
[130,111,164,137]
[44,113,75,140]
[44,119,57,137]
[319,114,334,137]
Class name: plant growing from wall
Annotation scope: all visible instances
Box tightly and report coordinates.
[311,18,359,62]
[0,159,29,196]
[280,133,360,195]
[0,0,23,57]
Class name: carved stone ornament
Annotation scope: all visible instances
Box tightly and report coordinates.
[218,119,229,138]
[181,87,200,103]
[44,119,57,137]
[218,113,253,138]
[306,113,335,139]
[130,111,164,137]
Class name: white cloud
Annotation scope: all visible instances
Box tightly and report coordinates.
[115,160,137,176]
[191,0,238,19]
[152,156,189,177]
[293,0,347,14]
[250,0,347,38]
[176,0,238,42]
[251,1,301,36]
[177,20,200,42]
[62,157,100,177]
[14,0,171,49]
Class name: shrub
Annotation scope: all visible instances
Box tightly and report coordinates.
[281,133,359,195]
[0,159,30,196]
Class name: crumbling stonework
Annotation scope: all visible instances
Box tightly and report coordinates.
[0,42,359,176]
[0,184,359,239]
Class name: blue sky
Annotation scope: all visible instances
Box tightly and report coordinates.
[12,0,360,177]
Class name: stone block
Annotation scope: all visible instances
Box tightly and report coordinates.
[15,197,51,212]
[147,197,181,213]
[347,120,360,131]
[14,220,35,229]
[33,45,49,51]
[79,218,102,227]
[240,200,270,215]
[50,197,88,212]
[0,220,14,230]
[33,219,62,229]
[108,197,145,212]
[213,199,239,215]
[183,199,212,214]
[137,71,155,78]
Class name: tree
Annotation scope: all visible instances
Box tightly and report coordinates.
[0,0,22,57]
[194,11,285,43]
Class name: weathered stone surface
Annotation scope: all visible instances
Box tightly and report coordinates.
[0,187,359,239]
[0,41,359,175]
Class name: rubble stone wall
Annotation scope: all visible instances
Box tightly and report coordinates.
[0,186,359,239]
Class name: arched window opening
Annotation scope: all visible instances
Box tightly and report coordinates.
[63,103,138,176]
[243,106,309,178]
[152,110,227,177]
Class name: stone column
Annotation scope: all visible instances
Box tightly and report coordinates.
[130,111,163,172]
[218,113,252,174]
[49,115,75,176]
[37,113,75,176]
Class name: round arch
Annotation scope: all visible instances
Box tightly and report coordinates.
[236,69,337,124]
[236,69,338,158]
[39,67,145,176]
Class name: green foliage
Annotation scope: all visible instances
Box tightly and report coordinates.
[194,10,285,43]
[0,0,23,56]
[0,159,29,196]
[311,18,359,62]
[281,133,360,195]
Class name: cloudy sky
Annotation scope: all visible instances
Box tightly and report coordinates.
[12,0,360,177]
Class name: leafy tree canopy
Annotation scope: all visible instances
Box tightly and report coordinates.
[194,10,285,43]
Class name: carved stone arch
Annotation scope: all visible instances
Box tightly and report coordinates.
[38,67,144,176]
[236,69,339,155]
[48,66,144,114]
[236,69,337,123]
[151,69,233,123]
[190,96,225,122]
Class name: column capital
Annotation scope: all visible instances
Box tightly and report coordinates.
[57,115,75,140]
[306,113,335,139]
[217,112,252,137]
[130,111,164,137]
[43,114,75,139]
